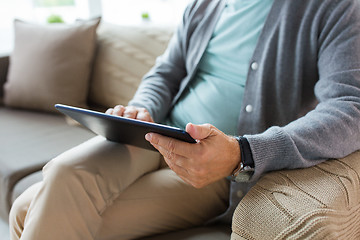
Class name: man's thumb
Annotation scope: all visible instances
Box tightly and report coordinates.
[186,123,213,140]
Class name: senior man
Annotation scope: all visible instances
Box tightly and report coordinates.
[10,0,360,239]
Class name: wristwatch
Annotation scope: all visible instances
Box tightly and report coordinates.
[228,136,255,182]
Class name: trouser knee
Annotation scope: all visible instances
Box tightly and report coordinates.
[42,155,84,186]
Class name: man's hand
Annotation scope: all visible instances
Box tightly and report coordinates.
[105,105,154,123]
[145,123,241,188]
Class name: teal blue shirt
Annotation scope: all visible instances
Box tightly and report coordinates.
[166,0,274,135]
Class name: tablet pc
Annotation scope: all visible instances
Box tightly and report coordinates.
[55,104,196,151]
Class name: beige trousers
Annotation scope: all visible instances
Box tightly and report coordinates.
[9,136,229,240]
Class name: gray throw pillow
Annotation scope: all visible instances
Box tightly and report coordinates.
[4,18,100,112]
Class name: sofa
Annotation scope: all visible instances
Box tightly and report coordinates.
[1,20,360,240]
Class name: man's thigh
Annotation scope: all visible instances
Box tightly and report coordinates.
[96,168,230,240]
[11,136,164,240]
[43,136,163,204]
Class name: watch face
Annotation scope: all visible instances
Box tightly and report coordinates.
[234,162,254,177]
[234,171,253,182]
[229,162,254,182]
[243,165,255,172]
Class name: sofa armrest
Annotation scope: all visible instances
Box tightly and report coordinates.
[0,55,9,101]
[231,150,360,240]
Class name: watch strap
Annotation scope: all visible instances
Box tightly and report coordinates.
[228,136,255,182]
[237,136,254,168]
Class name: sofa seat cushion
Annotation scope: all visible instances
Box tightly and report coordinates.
[142,225,231,240]
[0,107,95,220]
[11,171,43,205]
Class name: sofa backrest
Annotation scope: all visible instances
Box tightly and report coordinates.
[88,23,174,109]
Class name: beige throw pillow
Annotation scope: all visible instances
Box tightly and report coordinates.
[4,18,100,112]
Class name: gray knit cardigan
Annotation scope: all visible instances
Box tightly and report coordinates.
[129,0,360,222]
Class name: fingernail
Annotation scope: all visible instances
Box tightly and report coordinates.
[145,133,152,141]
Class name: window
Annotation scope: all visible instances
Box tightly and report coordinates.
[32,0,94,23]
[101,0,190,26]
[0,0,92,53]
[33,0,75,7]
[0,0,189,54]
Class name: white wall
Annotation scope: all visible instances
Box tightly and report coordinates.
[0,0,33,54]
[97,0,190,26]
[0,0,190,54]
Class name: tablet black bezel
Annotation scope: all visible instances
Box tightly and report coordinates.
[55,104,196,151]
